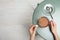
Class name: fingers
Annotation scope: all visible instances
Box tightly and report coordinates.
[29,25,37,35]
[30,25,36,31]
[33,25,37,34]
[31,25,37,32]
[50,20,56,27]
[50,21,54,29]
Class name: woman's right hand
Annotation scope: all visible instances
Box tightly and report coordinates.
[50,20,57,34]
[50,20,59,40]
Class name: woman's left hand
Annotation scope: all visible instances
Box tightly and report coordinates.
[29,25,37,37]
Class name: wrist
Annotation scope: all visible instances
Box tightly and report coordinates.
[52,30,57,34]
[30,34,35,40]
[53,31,57,35]
[53,32,59,40]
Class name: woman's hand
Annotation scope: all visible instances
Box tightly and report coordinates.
[29,25,37,40]
[50,20,59,40]
[50,20,57,34]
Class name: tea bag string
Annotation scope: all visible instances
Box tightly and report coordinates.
[46,6,53,19]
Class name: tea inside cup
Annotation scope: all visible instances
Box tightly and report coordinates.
[38,16,49,28]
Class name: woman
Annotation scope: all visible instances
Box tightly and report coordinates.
[29,21,59,40]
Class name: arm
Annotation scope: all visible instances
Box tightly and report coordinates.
[50,21,59,40]
[29,25,37,40]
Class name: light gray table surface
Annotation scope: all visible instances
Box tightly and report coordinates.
[0,0,44,40]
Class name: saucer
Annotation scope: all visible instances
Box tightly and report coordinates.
[32,0,55,40]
